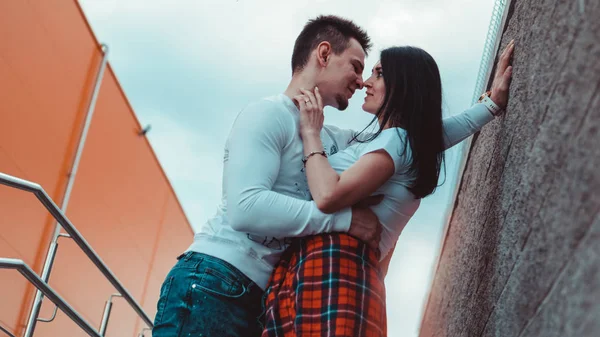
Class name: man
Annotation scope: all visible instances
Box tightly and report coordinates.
[152,15,379,337]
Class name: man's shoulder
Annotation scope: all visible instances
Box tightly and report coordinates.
[238,95,294,124]
[244,95,289,114]
[231,95,296,142]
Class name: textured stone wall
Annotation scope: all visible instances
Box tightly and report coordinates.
[419,0,600,336]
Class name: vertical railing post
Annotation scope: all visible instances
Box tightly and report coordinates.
[98,294,121,336]
[23,43,109,337]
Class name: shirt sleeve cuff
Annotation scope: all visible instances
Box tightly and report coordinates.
[473,103,496,124]
[330,207,352,232]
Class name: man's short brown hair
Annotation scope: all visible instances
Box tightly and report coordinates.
[291,15,372,74]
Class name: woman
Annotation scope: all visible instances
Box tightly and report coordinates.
[262,43,514,337]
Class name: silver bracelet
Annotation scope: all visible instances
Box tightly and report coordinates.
[302,151,327,167]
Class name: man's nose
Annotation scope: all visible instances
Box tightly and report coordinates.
[356,77,364,90]
[362,78,371,89]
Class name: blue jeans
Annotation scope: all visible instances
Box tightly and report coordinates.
[152,252,264,337]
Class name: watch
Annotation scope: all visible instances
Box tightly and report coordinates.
[478,91,502,116]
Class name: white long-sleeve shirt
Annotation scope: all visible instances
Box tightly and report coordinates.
[188,94,494,289]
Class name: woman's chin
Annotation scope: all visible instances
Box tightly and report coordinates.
[362,103,376,114]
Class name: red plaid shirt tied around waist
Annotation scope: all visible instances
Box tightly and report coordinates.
[262,233,387,337]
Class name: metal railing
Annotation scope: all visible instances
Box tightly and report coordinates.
[472,0,508,104]
[0,172,154,336]
[0,323,17,337]
[0,259,102,337]
[99,293,122,336]
[24,43,110,337]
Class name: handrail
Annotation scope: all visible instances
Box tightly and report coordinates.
[0,323,17,337]
[471,0,508,103]
[0,172,154,329]
[25,42,111,337]
[0,258,101,337]
[99,293,122,336]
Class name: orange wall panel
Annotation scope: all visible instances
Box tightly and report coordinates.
[0,0,96,332]
[135,194,196,335]
[0,1,194,336]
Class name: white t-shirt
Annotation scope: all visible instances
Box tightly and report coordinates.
[328,128,418,257]
[328,102,495,257]
[188,93,494,289]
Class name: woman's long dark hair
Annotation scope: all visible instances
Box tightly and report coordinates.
[351,46,445,199]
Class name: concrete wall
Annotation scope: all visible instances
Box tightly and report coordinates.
[420,0,600,336]
[0,1,194,336]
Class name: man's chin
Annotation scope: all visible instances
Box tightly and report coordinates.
[335,95,349,111]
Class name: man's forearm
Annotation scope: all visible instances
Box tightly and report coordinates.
[227,188,351,237]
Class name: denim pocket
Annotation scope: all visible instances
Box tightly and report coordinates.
[154,275,174,324]
[193,266,246,299]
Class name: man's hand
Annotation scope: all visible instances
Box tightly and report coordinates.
[490,40,515,109]
[347,196,384,253]
[353,194,384,208]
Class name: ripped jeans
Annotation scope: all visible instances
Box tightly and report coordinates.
[152,252,264,337]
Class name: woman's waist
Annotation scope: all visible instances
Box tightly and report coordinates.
[295,232,380,264]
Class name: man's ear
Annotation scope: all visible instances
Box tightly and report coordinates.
[316,41,332,67]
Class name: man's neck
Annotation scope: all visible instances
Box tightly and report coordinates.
[284,72,317,107]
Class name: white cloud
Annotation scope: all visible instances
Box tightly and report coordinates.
[81,0,493,76]
[143,111,223,184]
[141,110,224,230]
[385,236,438,337]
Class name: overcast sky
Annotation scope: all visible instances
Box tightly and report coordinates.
[78,0,496,335]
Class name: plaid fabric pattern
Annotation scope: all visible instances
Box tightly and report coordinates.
[261,233,387,337]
